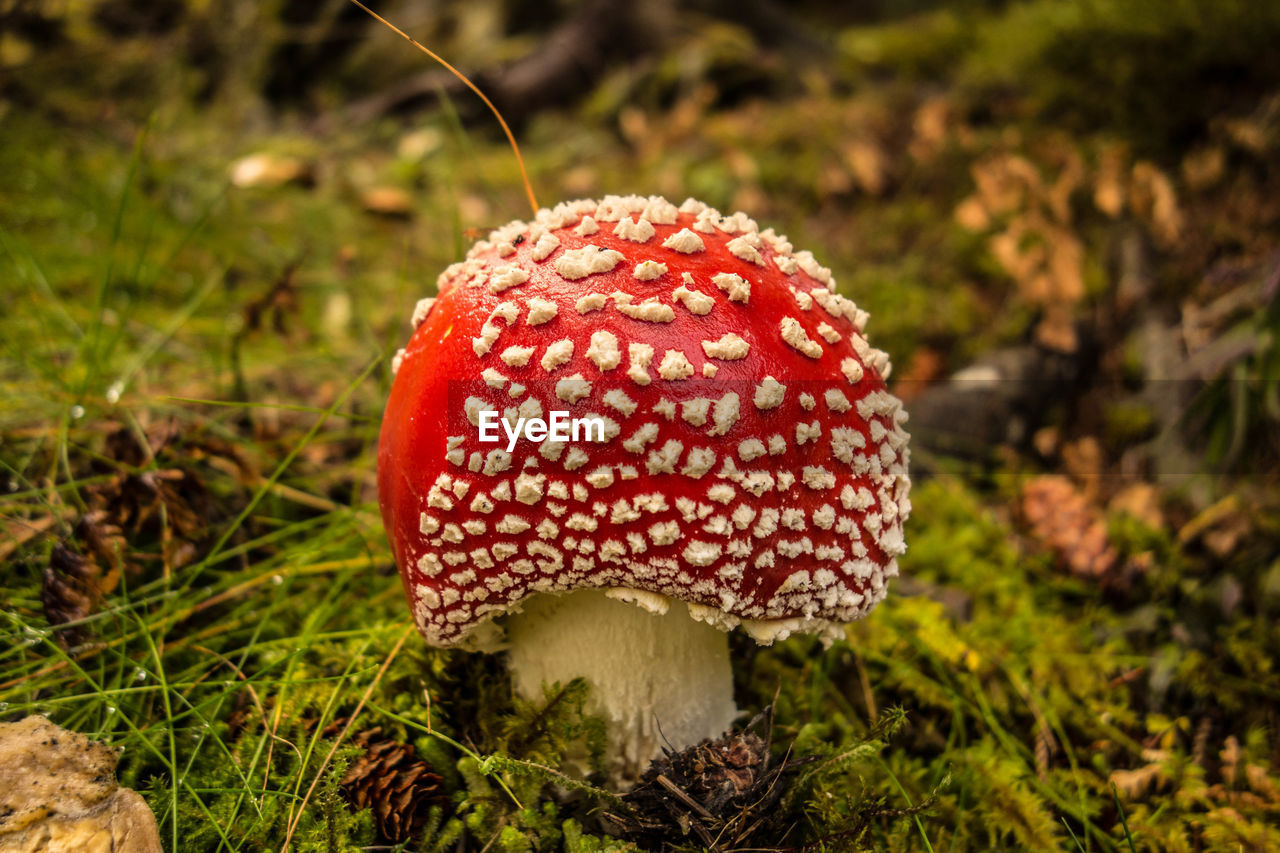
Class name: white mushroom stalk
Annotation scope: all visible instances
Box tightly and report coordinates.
[504,590,737,783]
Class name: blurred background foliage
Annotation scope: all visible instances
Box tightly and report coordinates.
[2,0,1279,850]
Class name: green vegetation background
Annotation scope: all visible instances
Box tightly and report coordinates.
[2,0,1279,849]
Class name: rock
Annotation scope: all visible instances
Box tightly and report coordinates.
[0,716,161,853]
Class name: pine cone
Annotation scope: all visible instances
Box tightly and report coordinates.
[41,544,100,648]
[337,727,448,844]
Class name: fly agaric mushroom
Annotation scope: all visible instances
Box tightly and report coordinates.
[379,195,910,782]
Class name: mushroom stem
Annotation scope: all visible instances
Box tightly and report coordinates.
[504,589,738,785]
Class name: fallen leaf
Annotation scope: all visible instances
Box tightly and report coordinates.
[1033,426,1061,459]
[843,138,887,196]
[361,186,415,218]
[1182,146,1225,191]
[953,196,990,231]
[1110,762,1166,799]
[1061,437,1104,497]
[1021,475,1119,581]
[1130,161,1184,246]
[909,96,951,161]
[230,153,313,189]
[1221,736,1242,786]
[1109,483,1164,530]
[1178,495,1251,557]
[1033,303,1078,354]
[1093,143,1128,218]
[892,348,945,403]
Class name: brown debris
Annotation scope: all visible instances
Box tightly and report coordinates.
[1178,495,1253,559]
[336,726,449,845]
[601,708,811,851]
[360,186,415,219]
[242,263,301,338]
[1020,475,1120,582]
[1108,483,1165,530]
[957,151,1088,354]
[229,153,313,189]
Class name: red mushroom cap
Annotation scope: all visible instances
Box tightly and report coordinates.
[379,195,911,647]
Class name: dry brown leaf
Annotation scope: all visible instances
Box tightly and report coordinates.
[1130,161,1184,246]
[893,348,945,403]
[989,218,1046,285]
[230,153,313,189]
[361,186,415,218]
[1046,225,1085,302]
[1033,426,1061,459]
[972,154,1040,217]
[909,96,951,161]
[1021,475,1119,581]
[1221,736,1242,786]
[843,138,887,196]
[1110,762,1166,799]
[1182,146,1225,191]
[724,147,758,182]
[1045,143,1086,225]
[1224,117,1269,154]
[818,161,853,197]
[1033,303,1078,353]
[1178,496,1251,558]
[0,513,65,563]
[1109,483,1165,530]
[954,195,990,231]
[1061,437,1104,497]
[1093,143,1128,218]
[1246,765,1279,802]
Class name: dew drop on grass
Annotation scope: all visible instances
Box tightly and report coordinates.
[70,404,85,419]
[106,382,123,405]
[271,574,283,585]
[134,667,147,682]
[106,706,117,715]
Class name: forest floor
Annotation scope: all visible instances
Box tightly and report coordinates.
[3,1,1280,850]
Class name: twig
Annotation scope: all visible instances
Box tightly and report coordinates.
[656,773,718,822]
[343,0,538,216]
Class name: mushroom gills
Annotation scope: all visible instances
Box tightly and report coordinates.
[504,589,738,784]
